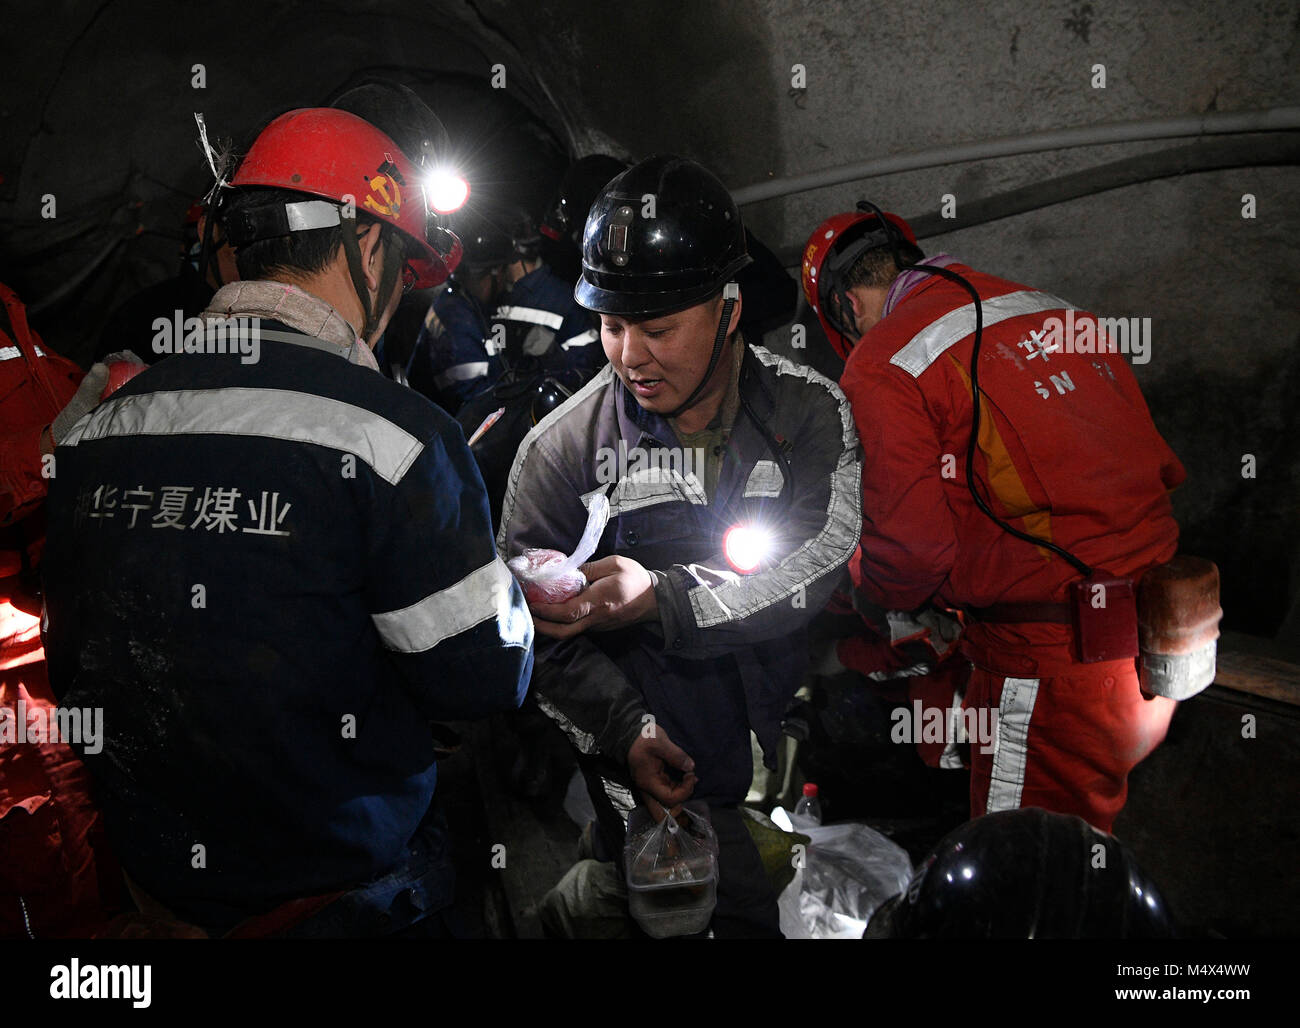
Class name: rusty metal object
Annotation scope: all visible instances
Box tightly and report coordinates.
[1137,556,1222,700]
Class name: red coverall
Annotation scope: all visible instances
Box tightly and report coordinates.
[839,265,1184,832]
[0,283,119,936]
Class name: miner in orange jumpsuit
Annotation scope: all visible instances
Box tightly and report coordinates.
[0,282,140,936]
[802,208,1184,832]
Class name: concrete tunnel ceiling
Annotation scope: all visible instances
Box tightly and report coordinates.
[1,0,1298,642]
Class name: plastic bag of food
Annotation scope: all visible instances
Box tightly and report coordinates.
[624,801,719,938]
[508,493,610,604]
[796,821,913,939]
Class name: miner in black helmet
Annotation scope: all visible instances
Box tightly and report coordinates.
[498,155,862,937]
[865,808,1178,938]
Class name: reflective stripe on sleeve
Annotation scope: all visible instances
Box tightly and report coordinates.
[372,557,530,654]
[434,361,490,389]
[494,305,563,329]
[0,344,45,360]
[561,329,599,350]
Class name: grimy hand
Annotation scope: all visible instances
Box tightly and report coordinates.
[626,722,696,820]
[530,555,659,639]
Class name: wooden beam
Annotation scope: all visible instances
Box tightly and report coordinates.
[1212,647,1300,707]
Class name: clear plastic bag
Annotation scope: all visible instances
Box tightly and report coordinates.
[508,493,610,603]
[624,801,719,938]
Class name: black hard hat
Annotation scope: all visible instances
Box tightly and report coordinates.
[541,154,629,246]
[453,205,540,272]
[453,211,515,271]
[865,808,1178,939]
[327,80,462,279]
[575,155,752,318]
[329,79,450,172]
[508,208,542,261]
[532,376,573,423]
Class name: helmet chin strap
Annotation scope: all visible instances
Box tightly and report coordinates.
[661,282,740,420]
[339,214,403,342]
[198,207,225,289]
[831,280,860,341]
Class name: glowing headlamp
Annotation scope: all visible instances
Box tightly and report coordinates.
[723,523,774,575]
[425,169,470,214]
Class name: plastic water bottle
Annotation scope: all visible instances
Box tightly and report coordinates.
[792,783,822,828]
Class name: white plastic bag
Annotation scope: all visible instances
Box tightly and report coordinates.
[771,813,913,939]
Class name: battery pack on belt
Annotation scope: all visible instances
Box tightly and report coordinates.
[1069,571,1139,663]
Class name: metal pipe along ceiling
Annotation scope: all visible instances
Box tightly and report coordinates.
[732,107,1300,206]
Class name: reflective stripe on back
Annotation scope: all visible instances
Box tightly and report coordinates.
[889,291,1075,378]
[60,386,425,485]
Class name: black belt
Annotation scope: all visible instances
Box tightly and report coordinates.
[966,602,1071,625]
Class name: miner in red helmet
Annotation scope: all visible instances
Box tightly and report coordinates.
[41,109,531,937]
[801,205,1186,833]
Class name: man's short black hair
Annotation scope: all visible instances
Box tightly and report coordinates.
[844,239,926,292]
[224,186,389,281]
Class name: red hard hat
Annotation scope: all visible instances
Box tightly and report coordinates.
[229,108,460,288]
[801,209,917,361]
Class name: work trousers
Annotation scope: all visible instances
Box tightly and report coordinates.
[962,636,1176,833]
